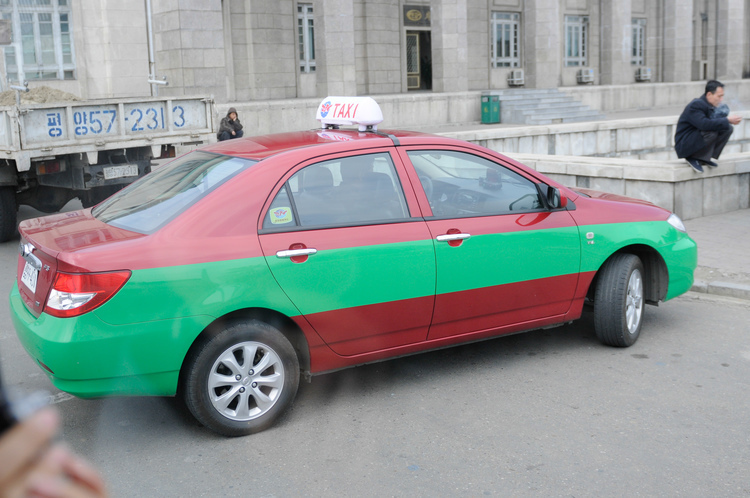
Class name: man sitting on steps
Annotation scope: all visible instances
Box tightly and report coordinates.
[674,80,742,173]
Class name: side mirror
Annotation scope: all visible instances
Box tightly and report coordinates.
[547,187,568,209]
[537,183,568,210]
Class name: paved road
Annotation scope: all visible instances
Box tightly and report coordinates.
[2,205,749,497]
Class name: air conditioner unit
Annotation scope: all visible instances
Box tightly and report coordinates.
[576,68,595,84]
[635,67,652,82]
[507,69,525,86]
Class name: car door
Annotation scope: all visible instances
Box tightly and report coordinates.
[399,147,582,340]
[258,150,436,357]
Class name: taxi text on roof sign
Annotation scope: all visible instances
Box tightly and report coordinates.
[316,96,383,131]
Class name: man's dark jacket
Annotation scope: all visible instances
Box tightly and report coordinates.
[674,94,731,158]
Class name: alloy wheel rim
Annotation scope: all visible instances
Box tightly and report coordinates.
[207,341,285,421]
[625,269,644,334]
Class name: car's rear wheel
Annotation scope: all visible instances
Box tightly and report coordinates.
[594,253,645,347]
[183,320,300,436]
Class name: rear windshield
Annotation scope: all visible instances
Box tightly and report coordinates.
[92,151,257,233]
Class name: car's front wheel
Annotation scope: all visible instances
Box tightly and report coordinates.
[594,253,645,347]
[183,320,300,436]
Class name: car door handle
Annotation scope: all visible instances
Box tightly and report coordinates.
[436,233,471,242]
[276,248,318,258]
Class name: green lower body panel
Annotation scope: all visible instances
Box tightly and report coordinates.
[48,372,179,399]
[661,236,698,300]
[578,221,697,301]
[10,284,213,397]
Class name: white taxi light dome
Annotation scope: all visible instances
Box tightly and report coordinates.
[316,96,383,132]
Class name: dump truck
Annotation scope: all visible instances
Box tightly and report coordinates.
[0,95,215,241]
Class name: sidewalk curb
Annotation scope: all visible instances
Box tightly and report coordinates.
[690,279,750,301]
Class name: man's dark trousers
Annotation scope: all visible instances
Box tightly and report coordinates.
[692,127,733,163]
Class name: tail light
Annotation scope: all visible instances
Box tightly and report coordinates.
[35,160,62,175]
[45,271,131,318]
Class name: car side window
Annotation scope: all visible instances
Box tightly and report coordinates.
[262,152,409,229]
[407,150,543,218]
[263,185,296,227]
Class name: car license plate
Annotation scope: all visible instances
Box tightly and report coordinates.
[103,164,139,180]
[21,261,38,294]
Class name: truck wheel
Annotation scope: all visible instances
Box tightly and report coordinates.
[0,187,17,242]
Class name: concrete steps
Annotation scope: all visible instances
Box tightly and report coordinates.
[490,88,605,125]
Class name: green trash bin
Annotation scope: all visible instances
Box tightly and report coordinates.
[481,92,500,124]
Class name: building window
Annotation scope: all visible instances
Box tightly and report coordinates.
[564,15,588,67]
[491,12,520,68]
[632,18,646,65]
[1,0,75,83]
[297,3,315,73]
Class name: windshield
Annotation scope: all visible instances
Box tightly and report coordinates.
[92,151,257,233]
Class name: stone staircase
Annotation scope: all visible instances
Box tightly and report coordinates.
[491,88,605,125]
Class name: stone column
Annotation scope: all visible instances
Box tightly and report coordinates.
[715,0,745,80]
[523,0,560,89]
[225,1,256,102]
[236,0,297,100]
[662,0,693,82]
[361,0,401,95]
[600,0,632,85]
[72,2,150,98]
[431,0,469,93]
[315,0,357,97]
[152,0,226,100]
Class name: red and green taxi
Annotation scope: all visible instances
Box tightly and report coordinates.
[11,97,697,436]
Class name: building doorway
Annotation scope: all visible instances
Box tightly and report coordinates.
[406,30,431,90]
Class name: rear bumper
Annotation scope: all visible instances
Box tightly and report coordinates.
[9,283,208,398]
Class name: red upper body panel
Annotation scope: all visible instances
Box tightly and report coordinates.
[17,129,670,273]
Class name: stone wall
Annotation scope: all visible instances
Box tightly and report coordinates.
[507,152,750,220]
[217,80,750,136]
[440,111,750,160]
[216,92,482,136]
[562,80,750,114]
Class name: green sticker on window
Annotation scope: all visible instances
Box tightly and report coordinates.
[270,207,293,224]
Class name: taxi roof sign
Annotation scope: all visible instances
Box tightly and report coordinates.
[316,96,383,131]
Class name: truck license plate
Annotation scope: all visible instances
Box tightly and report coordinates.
[103,164,139,180]
[21,261,38,294]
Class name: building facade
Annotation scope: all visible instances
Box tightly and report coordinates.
[1,0,749,103]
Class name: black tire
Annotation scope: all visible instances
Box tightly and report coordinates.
[182,320,300,436]
[0,186,17,242]
[594,253,645,347]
